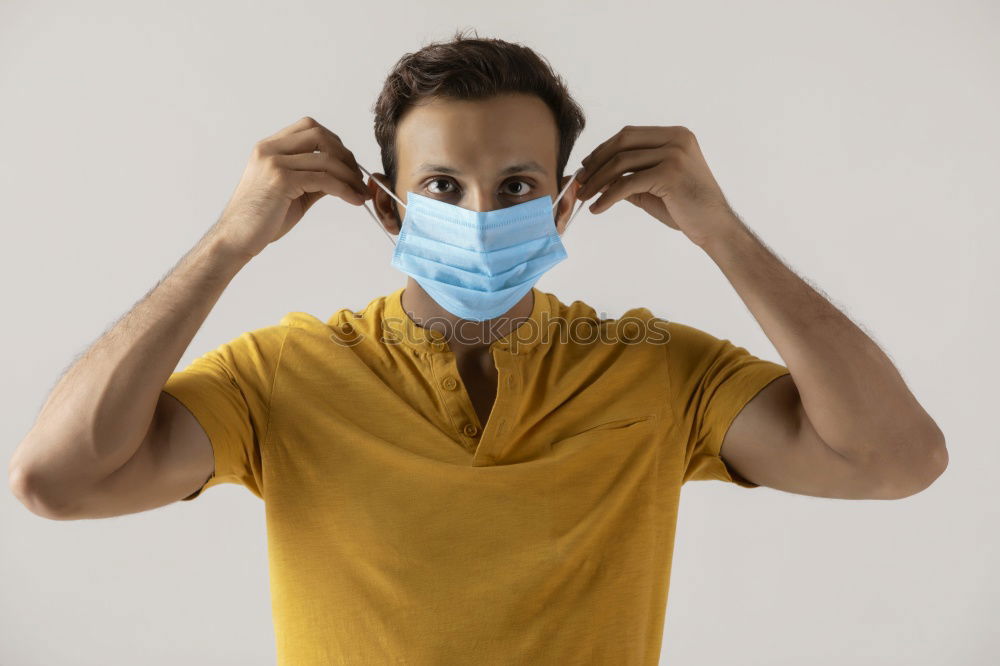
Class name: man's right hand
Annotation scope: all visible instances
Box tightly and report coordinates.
[8,115,377,519]
[213,116,372,261]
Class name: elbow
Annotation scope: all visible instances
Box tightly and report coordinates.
[9,464,43,516]
[875,429,949,500]
[916,420,949,488]
[8,464,78,521]
[923,433,949,486]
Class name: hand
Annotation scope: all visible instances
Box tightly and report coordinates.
[575,125,738,247]
[213,116,372,261]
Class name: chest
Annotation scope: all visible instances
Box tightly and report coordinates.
[273,332,670,467]
[453,350,500,430]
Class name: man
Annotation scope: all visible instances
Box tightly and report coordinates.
[9,31,947,665]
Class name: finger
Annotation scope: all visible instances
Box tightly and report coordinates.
[580,125,664,164]
[576,147,663,201]
[580,125,688,167]
[274,152,370,197]
[265,115,322,142]
[579,126,671,180]
[268,126,361,176]
[270,126,365,193]
[588,169,661,214]
[285,170,367,206]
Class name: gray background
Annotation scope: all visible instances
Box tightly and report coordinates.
[2,1,996,664]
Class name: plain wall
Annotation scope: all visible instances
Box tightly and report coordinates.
[1,1,996,663]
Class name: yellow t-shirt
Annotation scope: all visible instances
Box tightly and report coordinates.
[163,285,789,665]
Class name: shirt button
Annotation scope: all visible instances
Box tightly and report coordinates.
[441,376,458,391]
[505,375,514,388]
[463,423,479,437]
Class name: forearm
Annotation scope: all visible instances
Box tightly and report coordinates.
[698,215,945,465]
[9,226,249,500]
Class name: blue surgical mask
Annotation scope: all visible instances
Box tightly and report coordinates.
[358,165,585,322]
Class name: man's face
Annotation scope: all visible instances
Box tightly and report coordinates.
[373,92,578,234]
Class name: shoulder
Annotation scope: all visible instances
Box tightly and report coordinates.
[540,290,670,347]
[274,292,396,353]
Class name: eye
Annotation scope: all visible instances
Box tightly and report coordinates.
[502,179,534,196]
[422,176,536,198]
[425,177,457,195]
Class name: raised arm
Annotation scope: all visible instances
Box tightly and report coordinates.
[7,116,371,519]
[575,124,948,499]
[7,230,248,518]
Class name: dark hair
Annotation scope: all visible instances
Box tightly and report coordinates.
[371,28,586,189]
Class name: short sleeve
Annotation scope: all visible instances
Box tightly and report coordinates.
[665,321,791,488]
[162,324,290,500]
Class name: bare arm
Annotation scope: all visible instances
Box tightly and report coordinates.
[708,222,947,499]
[575,124,947,499]
[8,231,248,518]
[8,115,371,519]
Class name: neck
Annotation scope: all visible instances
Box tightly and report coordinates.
[400,277,534,351]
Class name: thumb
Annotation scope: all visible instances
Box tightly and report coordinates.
[299,190,326,214]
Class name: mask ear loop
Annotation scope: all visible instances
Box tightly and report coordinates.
[357,164,404,247]
[554,168,588,233]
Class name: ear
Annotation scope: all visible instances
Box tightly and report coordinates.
[367,173,404,235]
[555,170,583,235]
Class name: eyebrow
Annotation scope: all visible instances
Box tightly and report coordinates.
[414,161,548,177]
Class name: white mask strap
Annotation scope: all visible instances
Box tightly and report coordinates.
[558,169,588,233]
[356,163,588,246]
[358,164,402,247]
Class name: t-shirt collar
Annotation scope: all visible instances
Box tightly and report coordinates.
[381,285,553,356]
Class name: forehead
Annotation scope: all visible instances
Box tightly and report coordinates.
[395,93,559,176]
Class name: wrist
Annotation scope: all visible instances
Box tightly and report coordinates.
[693,210,753,255]
[198,228,255,276]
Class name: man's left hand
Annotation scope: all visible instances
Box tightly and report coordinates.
[575,125,738,247]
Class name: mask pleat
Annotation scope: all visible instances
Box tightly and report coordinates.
[387,188,573,321]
